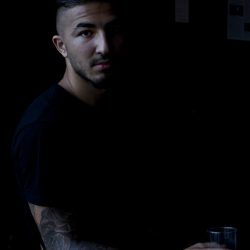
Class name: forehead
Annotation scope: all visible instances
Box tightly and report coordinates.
[62,3,117,27]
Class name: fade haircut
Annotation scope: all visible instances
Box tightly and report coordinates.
[56,0,117,9]
[55,0,124,35]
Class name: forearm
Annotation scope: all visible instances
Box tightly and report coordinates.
[40,233,117,250]
[28,203,118,250]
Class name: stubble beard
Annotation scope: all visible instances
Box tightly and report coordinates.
[77,68,112,89]
[68,54,118,90]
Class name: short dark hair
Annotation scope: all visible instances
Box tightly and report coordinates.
[55,0,126,35]
[56,0,119,12]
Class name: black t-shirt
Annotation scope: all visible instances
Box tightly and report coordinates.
[11,83,154,249]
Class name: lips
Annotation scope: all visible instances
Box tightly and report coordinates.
[93,61,111,71]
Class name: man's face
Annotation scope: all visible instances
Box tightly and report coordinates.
[59,2,125,89]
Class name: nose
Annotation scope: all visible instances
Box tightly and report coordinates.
[95,31,109,55]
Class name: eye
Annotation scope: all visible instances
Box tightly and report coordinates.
[79,30,94,38]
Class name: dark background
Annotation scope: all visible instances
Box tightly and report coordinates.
[1,0,249,249]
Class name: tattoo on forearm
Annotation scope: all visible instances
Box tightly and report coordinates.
[28,204,117,250]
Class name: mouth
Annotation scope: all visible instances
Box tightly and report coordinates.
[92,60,112,71]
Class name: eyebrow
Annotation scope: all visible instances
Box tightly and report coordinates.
[75,22,96,29]
[74,18,120,31]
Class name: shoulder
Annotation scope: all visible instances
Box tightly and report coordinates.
[19,84,66,127]
[11,84,66,153]
[12,84,72,141]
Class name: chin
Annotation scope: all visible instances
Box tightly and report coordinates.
[91,79,109,89]
[91,74,112,89]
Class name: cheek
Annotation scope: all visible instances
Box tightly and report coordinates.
[70,39,95,57]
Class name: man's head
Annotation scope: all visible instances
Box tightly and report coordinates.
[52,0,126,89]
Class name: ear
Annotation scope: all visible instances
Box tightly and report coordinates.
[52,35,67,57]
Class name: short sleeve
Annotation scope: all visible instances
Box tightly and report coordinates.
[11,122,70,207]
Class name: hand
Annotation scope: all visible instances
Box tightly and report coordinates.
[184,242,229,250]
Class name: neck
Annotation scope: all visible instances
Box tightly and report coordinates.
[58,68,107,106]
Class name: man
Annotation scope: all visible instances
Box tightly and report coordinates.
[11,0,148,249]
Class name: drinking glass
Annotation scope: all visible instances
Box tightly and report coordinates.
[207,226,237,250]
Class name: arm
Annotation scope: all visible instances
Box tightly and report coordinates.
[184,242,229,250]
[28,203,118,250]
